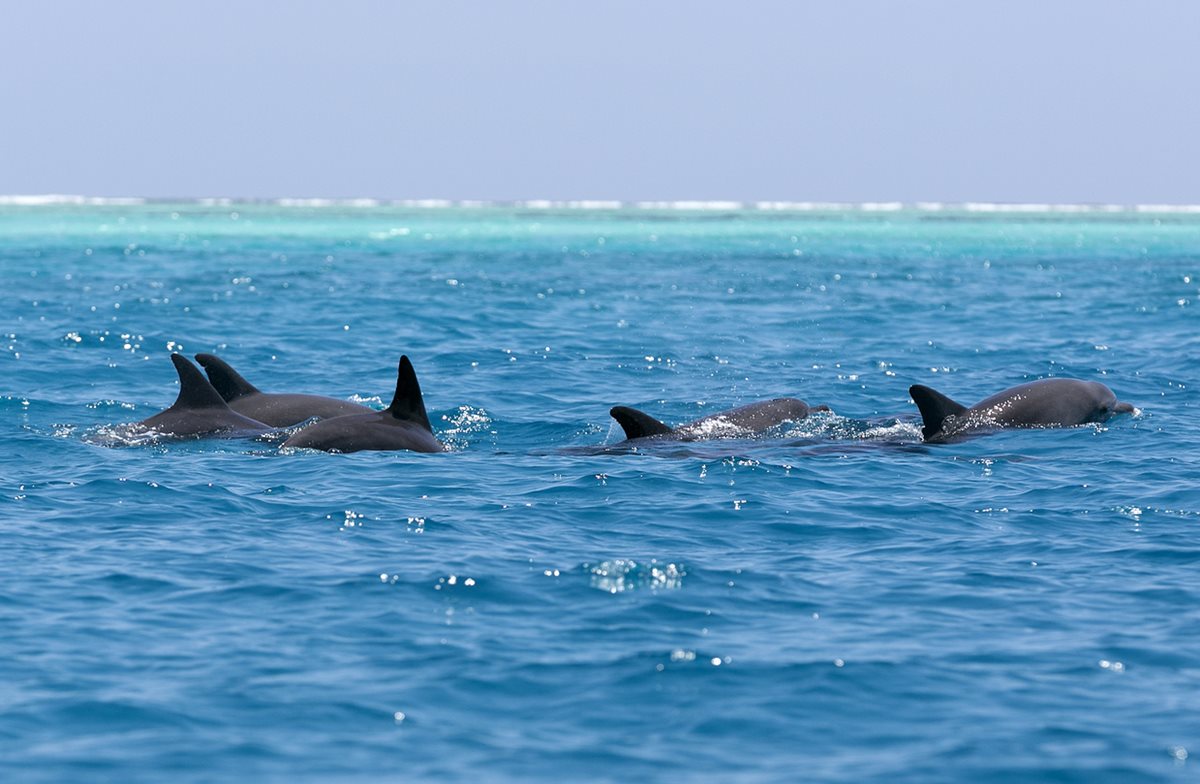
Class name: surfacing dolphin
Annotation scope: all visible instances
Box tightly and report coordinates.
[136,354,272,438]
[195,353,373,427]
[909,378,1135,442]
[282,356,444,453]
[610,397,829,443]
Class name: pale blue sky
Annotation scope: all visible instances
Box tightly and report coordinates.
[2,1,1197,203]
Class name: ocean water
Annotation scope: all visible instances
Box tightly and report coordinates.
[2,201,1198,782]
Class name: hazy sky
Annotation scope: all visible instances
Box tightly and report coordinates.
[2,1,1197,203]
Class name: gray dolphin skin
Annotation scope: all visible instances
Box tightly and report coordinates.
[610,397,829,442]
[909,378,1135,442]
[194,353,373,427]
[282,356,444,453]
[137,354,273,438]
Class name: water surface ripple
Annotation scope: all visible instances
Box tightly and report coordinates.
[1,204,1198,782]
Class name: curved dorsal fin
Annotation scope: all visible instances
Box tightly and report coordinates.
[909,384,968,441]
[170,354,230,410]
[385,355,433,432]
[194,353,261,401]
[610,406,674,440]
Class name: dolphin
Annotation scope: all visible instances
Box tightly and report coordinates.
[194,353,373,427]
[909,378,1135,442]
[282,356,444,453]
[136,354,273,438]
[609,397,829,442]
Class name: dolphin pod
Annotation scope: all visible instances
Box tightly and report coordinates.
[123,352,1137,450]
[131,353,441,452]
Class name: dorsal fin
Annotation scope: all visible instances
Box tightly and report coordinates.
[385,355,433,432]
[909,384,968,441]
[170,354,230,410]
[194,353,261,401]
[609,406,674,439]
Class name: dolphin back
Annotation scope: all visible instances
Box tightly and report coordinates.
[909,384,968,441]
[696,397,818,430]
[973,379,1130,427]
[195,353,261,402]
[609,406,674,440]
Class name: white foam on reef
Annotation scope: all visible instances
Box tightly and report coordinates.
[0,194,146,206]
[393,199,455,208]
[274,197,382,208]
[516,199,624,210]
[5,195,1200,214]
[275,198,336,207]
[1134,204,1200,213]
[960,202,1127,214]
[635,200,746,211]
[756,201,853,210]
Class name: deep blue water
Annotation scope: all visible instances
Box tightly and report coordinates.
[2,202,1199,782]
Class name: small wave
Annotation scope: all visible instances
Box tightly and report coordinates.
[854,420,925,441]
[678,416,754,440]
[774,414,923,443]
[437,405,495,451]
[80,422,284,449]
[86,399,138,411]
[583,559,686,593]
[659,648,732,670]
[81,423,170,448]
[366,227,412,240]
[0,395,32,412]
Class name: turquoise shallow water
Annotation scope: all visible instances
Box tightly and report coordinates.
[2,202,1199,782]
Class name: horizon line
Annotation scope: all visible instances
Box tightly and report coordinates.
[3,194,1200,214]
